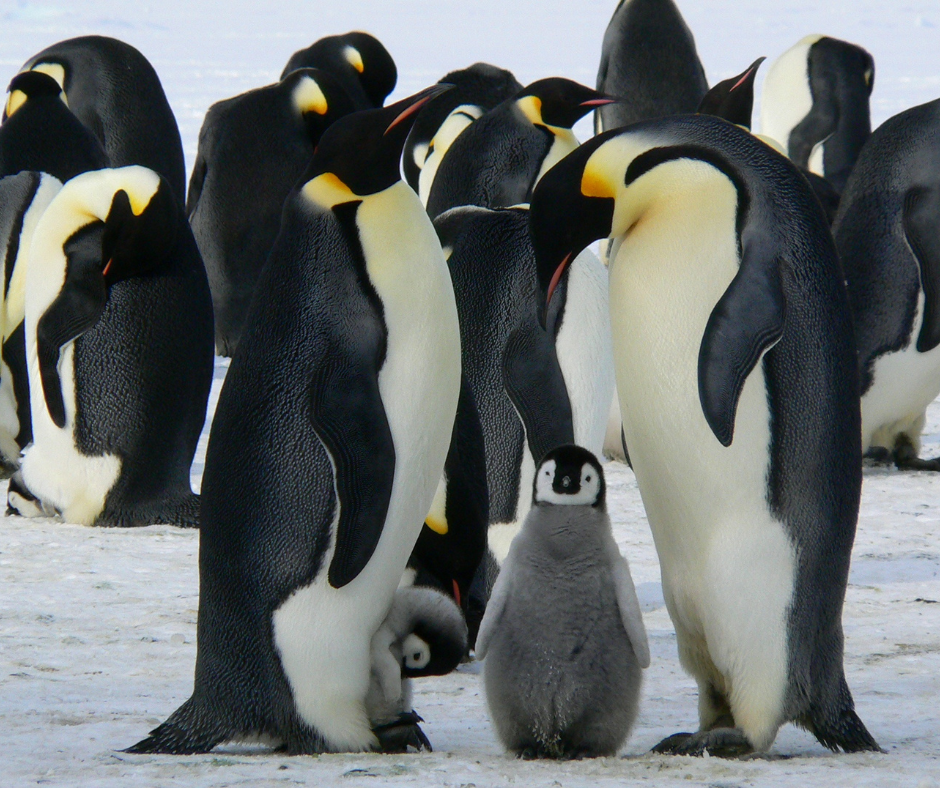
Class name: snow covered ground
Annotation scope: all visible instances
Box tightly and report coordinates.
[0,0,939,785]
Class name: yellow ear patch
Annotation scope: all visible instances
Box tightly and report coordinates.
[302,172,357,208]
[581,160,616,200]
[344,45,364,73]
[4,90,26,118]
[424,476,449,535]
[516,95,543,126]
[293,76,328,116]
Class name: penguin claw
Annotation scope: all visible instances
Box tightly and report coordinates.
[653,728,753,758]
[372,712,432,753]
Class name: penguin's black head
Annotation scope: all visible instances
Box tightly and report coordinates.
[4,71,65,119]
[303,83,452,197]
[697,57,765,129]
[398,589,468,678]
[533,445,605,509]
[529,133,615,329]
[281,67,357,146]
[516,77,618,129]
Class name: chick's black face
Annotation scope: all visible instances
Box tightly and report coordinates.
[403,621,466,678]
[519,77,617,128]
[533,445,606,508]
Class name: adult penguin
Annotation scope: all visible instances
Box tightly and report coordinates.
[128,85,461,755]
[13,166,213,527]
[281,31,396,110]
[403,63,522,206]
[595,0,708,134]
[13,36,187,203]
[0,71,108,181]
[833,98,940,470]
[187,68,356,356]
[425,78,617,220]
[434,205,613,563]
[761,35,874,194]
[528,114,880,756]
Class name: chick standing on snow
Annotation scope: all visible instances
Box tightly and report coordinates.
[367,586,468,752]
[476,445,649,758]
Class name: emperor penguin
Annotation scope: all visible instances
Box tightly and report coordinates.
[697,58,765,129]
[476,446,649,759]
[833,98,940,471]
[14,36,186,204]
[528,114,880,756]
[0,172,63,473]
[367,585,467,752]
[425,78,617,220]
[403,63,522,206]
[127,85,462,755]
[0,71,108,181]
[760,35,874,194]
[281,31,396,110]
[187,68,356,356]
[14,166,214,527]
[434,205,614,564]
[595,0,708,134]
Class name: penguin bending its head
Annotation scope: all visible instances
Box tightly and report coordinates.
[834,98,940,471]
[477,446,648,759]
[15,36,187,204]
[529,114,880,756]
[425,78,617,219]
[187,68,356,356]
[15,165,213,527]
[367,586,467,752]
[281,31,396,110]
[128,84,462,755]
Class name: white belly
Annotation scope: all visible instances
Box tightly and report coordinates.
[272,181,461,751]
[862,292,940,453]
[609,180,795,747]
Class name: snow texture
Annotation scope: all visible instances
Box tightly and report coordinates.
[0,0,939,785]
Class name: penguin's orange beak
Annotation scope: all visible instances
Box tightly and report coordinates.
[385,83,453,136]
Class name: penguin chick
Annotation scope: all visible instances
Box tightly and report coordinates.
[476,445,649,759]
[367,586,468,753]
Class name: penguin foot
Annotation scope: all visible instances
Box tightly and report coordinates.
[652,728,753,758]
[893,435,940,472]
[372,712,431,753]
[863,446,892,466]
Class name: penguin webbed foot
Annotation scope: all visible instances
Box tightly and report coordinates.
[863,446,892,466]
[893,435,940,471]
[651,728,753,758]
[372,711,432,753]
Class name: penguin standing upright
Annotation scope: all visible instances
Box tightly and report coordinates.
[403,63,522,206]
[477,446,649,759]
[14,166,214,527]
[595,0,708,133]
[529,114,880,756]
[187,68,355,356]
[14,36,187,203]
[434,205,613,563]
[426,78,616,220]
[128,86,461,755]
[281,31,397,110]
[833,98,940,470]
[760,35,874,194]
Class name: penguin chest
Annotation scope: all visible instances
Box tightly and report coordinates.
[608,186,795,702]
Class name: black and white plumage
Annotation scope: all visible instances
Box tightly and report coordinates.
[834,98,940,471]
[15,36,187,204]
[529,114,879,756]
[281,31,396,110]
[14,166,213,528]
[128,86,461,755]
[187,68,356,356]
[595,0,708,133]
[476,446,648,759]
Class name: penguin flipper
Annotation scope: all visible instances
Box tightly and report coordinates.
[903,184,940,353]
[502,322,574,466]
[698,233,786,447]
[309,329,395,589]
[473,537,520,659]
[610,549,650,668]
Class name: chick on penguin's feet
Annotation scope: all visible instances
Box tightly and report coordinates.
[373,711,432,753]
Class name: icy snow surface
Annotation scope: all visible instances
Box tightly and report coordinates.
[1,0,939,785]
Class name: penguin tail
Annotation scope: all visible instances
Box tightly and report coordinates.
[158,492,201,529]
[125,698,225,755]
[802,679,884,753]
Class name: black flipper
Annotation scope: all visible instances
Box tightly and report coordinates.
[309,310,395,590]
[903,184,940,353]
[698,229,786,447]
[502,320,574,466]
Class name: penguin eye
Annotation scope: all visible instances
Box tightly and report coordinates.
[585,475,592,482]
[412,651,421,661]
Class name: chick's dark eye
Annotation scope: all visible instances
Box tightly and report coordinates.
[413,652,421,661]
[586,475,592,482]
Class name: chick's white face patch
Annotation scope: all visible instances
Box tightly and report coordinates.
[535,460,600,505]
[402,634,430,670]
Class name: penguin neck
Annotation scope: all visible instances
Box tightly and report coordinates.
[524,504,608,563]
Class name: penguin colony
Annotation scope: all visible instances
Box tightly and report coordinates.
[6,0,939,763]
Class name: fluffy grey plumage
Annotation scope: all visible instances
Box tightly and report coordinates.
[476,469,649,759]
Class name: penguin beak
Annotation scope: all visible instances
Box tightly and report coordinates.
[579,97,618,108]
[543,252,573,324]
[384,83,454,136]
